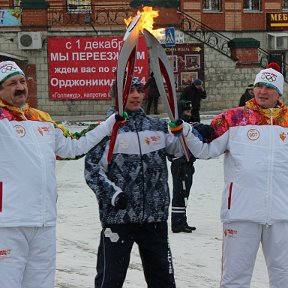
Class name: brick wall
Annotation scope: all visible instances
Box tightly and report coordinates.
[0,1,287,119]
[21,10,47,27]
[182,0,285,31]
[2,30,287,119]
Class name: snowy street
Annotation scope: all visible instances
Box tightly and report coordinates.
[55,122,268,288]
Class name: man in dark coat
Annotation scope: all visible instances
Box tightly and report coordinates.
[180,78,207,122]
[169,99,214,233]
[239,84,254,106]
[144,72,160,115]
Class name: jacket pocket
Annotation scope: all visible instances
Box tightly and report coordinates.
[0,182,2,213]
[228,182,233,210]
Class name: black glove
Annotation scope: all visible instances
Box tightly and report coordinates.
[115,112,128,127]
[114,193,128,210]
[193,123,215,143]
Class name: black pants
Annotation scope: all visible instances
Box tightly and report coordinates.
[171,158,195,229]
[191,108,200,122]
[95,222,175,288]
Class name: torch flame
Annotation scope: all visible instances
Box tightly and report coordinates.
[125,6,164,39]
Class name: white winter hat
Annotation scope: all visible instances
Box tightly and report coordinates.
[0,61,24,84]
[254,67,284,95]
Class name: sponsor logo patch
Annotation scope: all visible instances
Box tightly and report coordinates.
[280,132,287,142]
[224,229,238,238]
[14,125,26,137]
[38,126,52,136]
[119,139,129,149]
[0,249,11,259]
[247,129,260,141]
[145,135,161,145]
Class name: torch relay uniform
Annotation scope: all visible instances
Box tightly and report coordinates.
[0,101,114,287]
[184,90,288,287]
[84,108,189,288]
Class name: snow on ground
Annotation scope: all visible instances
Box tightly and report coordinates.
[55,120,269,288]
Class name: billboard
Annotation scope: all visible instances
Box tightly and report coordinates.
[0,9,21,26]
[48,36,148,100]
[267,13,288,31]
[164,43,205,91]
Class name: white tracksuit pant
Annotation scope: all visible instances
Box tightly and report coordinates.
[220,221,288,288]
[0,226,56,288]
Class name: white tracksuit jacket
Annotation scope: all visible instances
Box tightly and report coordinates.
[0,115,113,227]
[184,99,288,225]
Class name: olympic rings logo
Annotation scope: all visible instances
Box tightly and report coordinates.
[1,64,17,74]
[261,72,276,82]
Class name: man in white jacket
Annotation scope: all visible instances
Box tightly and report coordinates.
[0,61,116,288]
[180,63,288,288]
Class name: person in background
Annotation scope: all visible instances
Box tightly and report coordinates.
[143,72,160,115]
[170,100,196,233]
[180,78,207,122]
[0,61,116,288]
[176,63,288,288]
[169,99,214,233]
[239,84,254,106]
[108,70,117,99]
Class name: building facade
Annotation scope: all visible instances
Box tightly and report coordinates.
[0,0,287,119]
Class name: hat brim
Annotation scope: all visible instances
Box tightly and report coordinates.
[255,82,282,95]
[0,71,24,85]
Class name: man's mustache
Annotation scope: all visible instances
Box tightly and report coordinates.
[14,90,26,96]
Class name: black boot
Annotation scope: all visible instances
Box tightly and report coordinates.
[172,223,193,233]
[171,211,193,233]
[185,223,196,231]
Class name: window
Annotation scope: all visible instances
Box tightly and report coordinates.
[13,0,21,8]
[203,0,222,11]
[283,0,288,10]
[67,0,91,14]
[243,0,262,11]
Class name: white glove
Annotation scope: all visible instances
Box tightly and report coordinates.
[100,113,116,136]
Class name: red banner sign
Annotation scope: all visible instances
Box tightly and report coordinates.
[48,36,148,100]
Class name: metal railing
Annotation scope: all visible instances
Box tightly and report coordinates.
[258,48,287,79]
[176,10,288,82]
[176,10,232,59]
[9,3,287,82]
[47,5,133,29]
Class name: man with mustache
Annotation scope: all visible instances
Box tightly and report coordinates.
[0,61,116,288]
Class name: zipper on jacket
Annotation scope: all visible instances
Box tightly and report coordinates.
[228,182,233,210]
[28,121,48,226]
[265,109,274,225]
[132,116,145,222]
[0,182,2,213]
[269,108,273,125]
